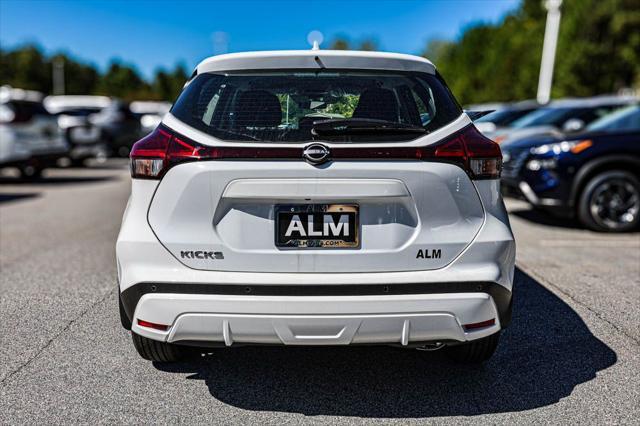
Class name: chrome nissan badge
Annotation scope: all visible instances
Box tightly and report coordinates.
[302,143,331,165]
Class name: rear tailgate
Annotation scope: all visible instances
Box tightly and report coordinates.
[147,160,484,273]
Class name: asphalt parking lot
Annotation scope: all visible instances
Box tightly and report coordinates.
[1,160,639,424]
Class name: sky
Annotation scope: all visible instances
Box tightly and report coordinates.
[0,0,519,79]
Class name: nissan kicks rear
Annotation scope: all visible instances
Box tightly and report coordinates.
[116,50,515,364]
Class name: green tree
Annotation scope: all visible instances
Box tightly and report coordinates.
[49,53,100,95]
[0,44,51,92]
[151,68,173,100]
[330,35,351,50]
[169,62,188,99]
[151,62,189,101]
[97,60,149,100]
[425,0,639,104]
[329,36,379,51]
[429,0,545,104]
[358,38,379,51]
[553,0,640,97]
[325,94,359,117]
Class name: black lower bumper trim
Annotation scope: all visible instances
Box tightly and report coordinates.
[120,281,513,329]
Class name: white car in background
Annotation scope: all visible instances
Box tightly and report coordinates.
[44,95,112,165]
[117,50,515,365]
[0,86,68,177]
[130,100,171,135]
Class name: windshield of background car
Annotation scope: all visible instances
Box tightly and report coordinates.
[3,100,51,122]
[510,107,580,128]
[57,107,103,117]
[170,70,462,142]
[475,108,537,126]
[586,105,640,132]
[511,104,623,129]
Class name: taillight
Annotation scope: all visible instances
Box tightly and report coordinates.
[428,125,502,179]
[131,124,501,180]
[130,126,218,179]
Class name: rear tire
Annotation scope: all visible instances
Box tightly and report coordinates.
[131,332,188,362]
[19,164,43,179]
[70,157,88,168]
[445,332,500,364]
[577,170,640,232]
[117,146,130,157]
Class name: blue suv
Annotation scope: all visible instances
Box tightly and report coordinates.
[501,105,640,232]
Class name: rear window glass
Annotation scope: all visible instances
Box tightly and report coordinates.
[170,70,461,142]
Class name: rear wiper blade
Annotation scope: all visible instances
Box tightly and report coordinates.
[311,118,426,136]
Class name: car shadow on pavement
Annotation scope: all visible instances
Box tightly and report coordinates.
[0,175,116,185]
[0,192,40,204]
[154,267,617,418]
[509,207,583,229]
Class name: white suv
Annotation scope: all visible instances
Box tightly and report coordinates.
[117,50,515,364]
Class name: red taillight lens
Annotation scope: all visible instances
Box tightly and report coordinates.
[131,124,501,180]
[130,127,171,179]
[130,126,217,179]
[428,125,502,179]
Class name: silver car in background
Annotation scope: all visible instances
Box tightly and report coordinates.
[44,95,112,165]
[1,86,68,177]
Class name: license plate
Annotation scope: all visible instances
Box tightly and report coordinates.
[275,204,359,248]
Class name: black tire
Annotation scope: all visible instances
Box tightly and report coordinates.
[445,332,500,364]
[577,170,640,232]
[69,157,88,168]
[132,332,188,362]
[19,164,43,179]
[118,294,131,330]
[117,145,131,158]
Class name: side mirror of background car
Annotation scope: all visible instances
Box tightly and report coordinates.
[562,118,585,133]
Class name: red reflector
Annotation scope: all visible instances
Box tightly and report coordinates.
[463,318,496,331]
[137,319,169,331]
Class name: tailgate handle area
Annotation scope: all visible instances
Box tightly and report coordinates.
[222,179,410,200]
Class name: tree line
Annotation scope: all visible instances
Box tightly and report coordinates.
[422,0,640,104]
[1,0,638,104]
[0,44,188,101]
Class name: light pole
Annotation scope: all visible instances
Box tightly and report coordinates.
[537,0,562,104]
[52,58,65,95]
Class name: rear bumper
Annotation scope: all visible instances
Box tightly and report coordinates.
[117,179,515,347]
[127,287,506,346]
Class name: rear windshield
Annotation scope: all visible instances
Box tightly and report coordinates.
[170,70,461,142]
